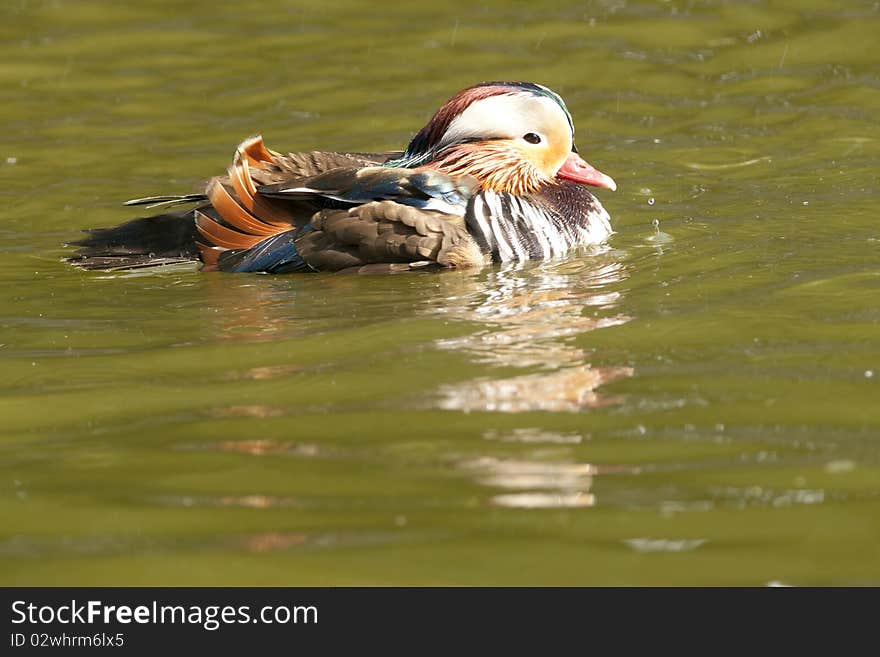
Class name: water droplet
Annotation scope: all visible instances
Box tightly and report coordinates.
[647,197,655,206]
[802,200,809,206]
[647,218,673,244]
[6,156,17,165]
[866,370,874,378]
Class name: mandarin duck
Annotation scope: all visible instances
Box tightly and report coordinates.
[68,81,617,273]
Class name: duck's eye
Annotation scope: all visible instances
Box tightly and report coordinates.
[523,133,542,144]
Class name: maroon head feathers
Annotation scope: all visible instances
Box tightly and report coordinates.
[396,83,522,166]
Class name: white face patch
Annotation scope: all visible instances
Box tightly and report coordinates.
[438,93,573,153]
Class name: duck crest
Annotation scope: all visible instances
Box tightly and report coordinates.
[393,84,514,167]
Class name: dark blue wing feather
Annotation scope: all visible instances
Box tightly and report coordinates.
[216,229,312,273]
[257,167,477,214]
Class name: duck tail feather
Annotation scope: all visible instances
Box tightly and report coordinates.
[66,209,200,270]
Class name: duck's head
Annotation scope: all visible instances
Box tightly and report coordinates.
[396,81,616,196]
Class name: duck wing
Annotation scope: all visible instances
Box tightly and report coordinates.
[196,138,484,273]
[214,200,485,274]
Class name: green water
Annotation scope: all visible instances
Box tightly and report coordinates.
[1,0,878,585]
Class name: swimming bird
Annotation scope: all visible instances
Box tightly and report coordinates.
[68,81,617,273]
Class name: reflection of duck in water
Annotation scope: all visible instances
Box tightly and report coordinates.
[426,258,635,509]
[68,82,616,273]
[428,256,633,413]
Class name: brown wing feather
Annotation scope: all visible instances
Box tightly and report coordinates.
[206,180,279,236]
[195,210,264,250]
[228,150,259,208]
[294,231,365,271]
[241,135,276,165]
[248,149,399,187]
[197,242,222,269]
[298,200,486,271]
[227,142,299,225]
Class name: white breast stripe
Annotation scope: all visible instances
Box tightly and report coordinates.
[517,197,551,258]
[498,196,528,261]
[488,198,516,262]
[577,206,612,245]
[471,195,496,254]
[467,190,613,263]
[542,202,570,256]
